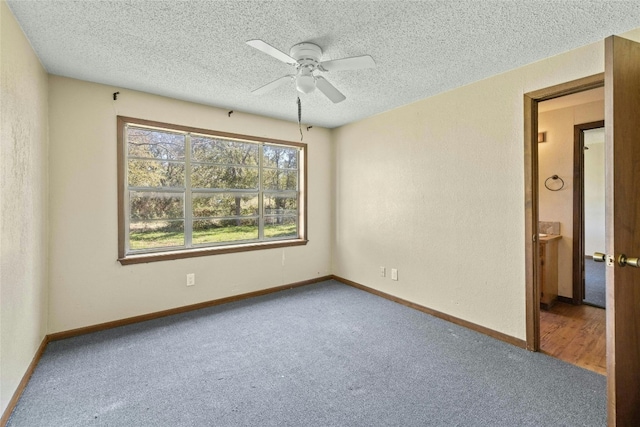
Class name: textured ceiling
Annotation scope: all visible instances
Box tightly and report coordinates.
[6,1,640,128]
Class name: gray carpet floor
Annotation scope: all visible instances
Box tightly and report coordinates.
[584,259,606,308]
[7,280,606,426]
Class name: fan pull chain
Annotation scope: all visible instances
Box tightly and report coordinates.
[297,96,303,141]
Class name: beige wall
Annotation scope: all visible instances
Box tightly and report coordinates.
[0,0,49,415]
[538,101,604,297]
[47,76,333,333]
[332,28,640,341]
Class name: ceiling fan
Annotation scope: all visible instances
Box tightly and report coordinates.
[246,39,376,103]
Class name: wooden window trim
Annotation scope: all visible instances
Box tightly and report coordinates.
[117,116,308,265]
[118,239,309,265]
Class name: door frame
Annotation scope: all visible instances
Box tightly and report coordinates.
[572,120,605,305]
[523,74,604,351]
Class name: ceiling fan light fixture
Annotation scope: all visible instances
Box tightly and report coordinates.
[296,67,316,94]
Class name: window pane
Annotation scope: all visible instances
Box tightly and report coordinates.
[263,145,298,169]
[191,137,258,165]
[128,160,185,188]
[264,216,298,239]
[263,194,297,215]
[192,165,258,189]
[192,218,258,244]
[193,193,258,218]
[130,192,184,220]
[262,169,297,191]
[129,220,184,250]
[128,127,185,160]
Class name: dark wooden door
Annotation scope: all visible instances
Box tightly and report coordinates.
[605,35,640,426]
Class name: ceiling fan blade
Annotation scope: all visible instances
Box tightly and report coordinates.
[319,55,376,71]
[246,40,297,65]
[251,75,293,95]
[315,76,346,103]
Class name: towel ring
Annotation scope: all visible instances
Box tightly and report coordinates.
[545,175,565,191]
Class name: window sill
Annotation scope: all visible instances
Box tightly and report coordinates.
[118,239,308,265]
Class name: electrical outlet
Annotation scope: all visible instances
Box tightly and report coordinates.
[186,273,195,286]
[391,268,398,281]
[380,266,386,277]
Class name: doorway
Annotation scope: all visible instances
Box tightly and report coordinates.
[524,73,604,351]
[522,73,603,352]
[573,122,606,308]
[534,89,605,374]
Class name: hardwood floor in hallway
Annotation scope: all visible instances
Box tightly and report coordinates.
[539,302,606,375]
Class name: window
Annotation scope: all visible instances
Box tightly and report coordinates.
[117,117,307,264]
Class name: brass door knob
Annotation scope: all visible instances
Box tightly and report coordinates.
[617,254,640,268]
[593,252,607,262]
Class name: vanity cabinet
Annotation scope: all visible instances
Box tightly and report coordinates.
[540,235,561,309]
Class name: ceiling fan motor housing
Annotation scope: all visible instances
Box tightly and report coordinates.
[290,43,323,65]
